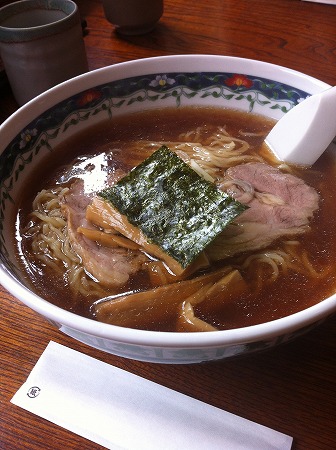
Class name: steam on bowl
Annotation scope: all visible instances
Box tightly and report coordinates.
[1,55,335,364]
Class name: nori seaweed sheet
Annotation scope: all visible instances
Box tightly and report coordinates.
[99,146,247,268]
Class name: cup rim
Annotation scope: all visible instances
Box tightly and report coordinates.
[0,0,79,42]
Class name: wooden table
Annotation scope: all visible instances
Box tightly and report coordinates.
[1,0,336,448]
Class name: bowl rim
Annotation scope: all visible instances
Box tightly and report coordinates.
[1,54,335,348]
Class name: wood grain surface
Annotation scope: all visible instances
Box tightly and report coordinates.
[1,1,336,449]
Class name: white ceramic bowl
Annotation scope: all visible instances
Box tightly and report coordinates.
[1,55,335,364]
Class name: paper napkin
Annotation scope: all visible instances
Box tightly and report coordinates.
[302,0,336,4]
[11,341,293,450]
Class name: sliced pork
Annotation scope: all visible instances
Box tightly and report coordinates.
[61,180,146,288]
[208,162,319,259]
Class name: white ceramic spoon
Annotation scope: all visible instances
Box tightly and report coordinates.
[265,86,336,166]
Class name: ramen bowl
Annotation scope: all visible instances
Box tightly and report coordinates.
[1,55,335,364]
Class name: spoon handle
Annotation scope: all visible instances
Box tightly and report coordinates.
[265,86,336,166]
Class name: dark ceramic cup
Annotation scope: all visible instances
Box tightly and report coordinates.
[102,0,163,35]
[0,0,88,105]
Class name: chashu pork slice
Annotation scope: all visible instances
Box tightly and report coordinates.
[208,162,320,259]
[61,179,147,288]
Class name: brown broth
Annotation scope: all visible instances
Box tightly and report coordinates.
[15,106,336,331]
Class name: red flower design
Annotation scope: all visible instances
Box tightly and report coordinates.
[225,74,253,88]
[77,89,102,106]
